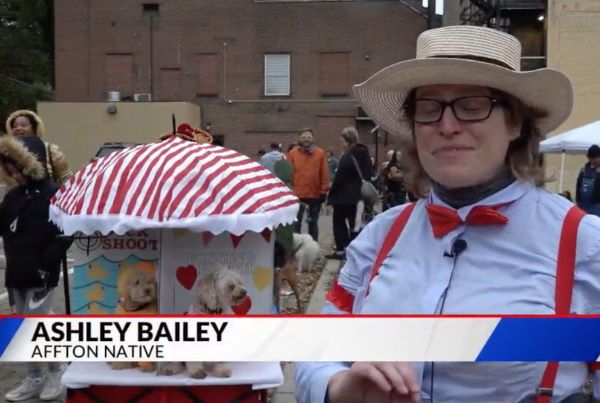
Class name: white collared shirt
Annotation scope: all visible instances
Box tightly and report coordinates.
[295,180,600,402]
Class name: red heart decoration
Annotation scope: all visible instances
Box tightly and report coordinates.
[231,296,252,315]
[176,265,197,290]
[260,229,271,243]
[202,232,214,247]
[230,233,245,249]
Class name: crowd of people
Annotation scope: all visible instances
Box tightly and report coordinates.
[257,126,419,262]
[257,128,600,271]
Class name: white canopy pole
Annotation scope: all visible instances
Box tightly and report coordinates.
[558,152,566,193]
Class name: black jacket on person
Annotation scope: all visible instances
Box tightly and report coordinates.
[327,143,371,206]
[575,163,600,204]
[381,160,408,208]
[0,135,67,290]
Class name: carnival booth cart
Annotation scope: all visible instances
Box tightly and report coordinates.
[49,125,299,403]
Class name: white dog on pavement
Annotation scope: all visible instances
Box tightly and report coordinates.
[292,233,321,272]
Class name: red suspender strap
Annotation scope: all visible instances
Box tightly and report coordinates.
[365,203,416,297]
[536,206,586,403]
[325,203,416,313]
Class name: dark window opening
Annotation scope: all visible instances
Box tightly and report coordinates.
[142,3,160,15]
[212,135,225,147]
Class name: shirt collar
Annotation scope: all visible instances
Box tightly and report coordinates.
[429,180,532,220]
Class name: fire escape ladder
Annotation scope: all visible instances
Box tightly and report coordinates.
[468,0,494,12]
[477,6,498,26]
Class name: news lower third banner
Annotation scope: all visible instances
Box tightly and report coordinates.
[0,317,600,362]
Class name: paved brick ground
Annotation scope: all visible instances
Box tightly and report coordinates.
[0,212,335,403]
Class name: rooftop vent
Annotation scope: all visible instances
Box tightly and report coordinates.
[106,91,121,102]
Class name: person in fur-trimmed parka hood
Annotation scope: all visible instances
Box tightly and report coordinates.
[0,134,69,402]
[3,110,72,190]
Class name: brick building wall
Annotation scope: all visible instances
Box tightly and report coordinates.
[54,0,427,159]
[545,0,600,193]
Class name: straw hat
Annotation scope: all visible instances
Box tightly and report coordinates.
[353,26,573,140]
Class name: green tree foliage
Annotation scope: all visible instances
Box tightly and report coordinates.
[0,0,54,129]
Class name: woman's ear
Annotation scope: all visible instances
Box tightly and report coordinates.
[509,123,522,141]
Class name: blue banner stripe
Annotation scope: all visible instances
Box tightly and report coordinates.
[0,318,25,358]
[476,318,600,362]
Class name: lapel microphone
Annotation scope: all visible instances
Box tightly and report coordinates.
[443,239,468,258]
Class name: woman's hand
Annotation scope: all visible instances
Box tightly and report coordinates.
[328,362,420,403]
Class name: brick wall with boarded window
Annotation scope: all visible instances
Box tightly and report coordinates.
[197,54,219,96]
[55,0,427,155]
[105,54,133,97]
[319,53,349,96]
[159,69,182,101]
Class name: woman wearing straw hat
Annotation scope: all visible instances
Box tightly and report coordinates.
[294,26,600,403]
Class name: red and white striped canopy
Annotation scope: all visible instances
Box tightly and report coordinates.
[50,137,299,235]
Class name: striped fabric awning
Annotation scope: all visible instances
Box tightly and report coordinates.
[50,136,299,236]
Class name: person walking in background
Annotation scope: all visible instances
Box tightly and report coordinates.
[259,142,286,174]
[379,149,394,172]
[288,129,330,242]
[286,142,298,156]
[362,156,380,223]
[325,127,370,260]
[380,149,408,211]
[4,110,72,186]
[0,134,72,401]
[4,110,72,317]
[272,158,297,311]
[369,157,379,189]
[326,148,339,180]
[8,286,16,314]
[561,190,573,202]
[575,144,600,216]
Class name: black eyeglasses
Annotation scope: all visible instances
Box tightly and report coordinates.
[404,96,507,124]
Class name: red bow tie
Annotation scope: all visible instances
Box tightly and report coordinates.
[426,204,509,238]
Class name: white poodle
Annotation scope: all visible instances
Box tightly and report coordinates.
[293,233,321,272]
[160,263,247,379]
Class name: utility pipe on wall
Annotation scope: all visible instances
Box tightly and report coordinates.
[427,0,437,29]
[149,16,154,99]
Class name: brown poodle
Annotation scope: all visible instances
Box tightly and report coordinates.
[108,269,158,372]
[118,270,157,313]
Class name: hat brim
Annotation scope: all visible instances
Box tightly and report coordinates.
[353,58,573,140]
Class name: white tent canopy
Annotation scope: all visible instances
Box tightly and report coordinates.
[540,120,600,154]
[539,119,600,191]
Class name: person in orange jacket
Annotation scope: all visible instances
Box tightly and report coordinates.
[287,128,330,241]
